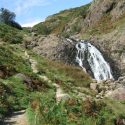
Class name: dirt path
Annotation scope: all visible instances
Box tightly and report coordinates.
[53,83,69,102]
[24,51,69,102]
[2,110,28,125]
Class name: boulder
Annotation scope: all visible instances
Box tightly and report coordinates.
[115,118,125,125]
[15,73,32,88]
[106,87,125,100]
[90,83,97,92]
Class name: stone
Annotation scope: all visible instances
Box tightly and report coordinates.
[92,79,97,83]
[90,83,97,91]
[15,73,32,83]
[96,95,100,99]
[39,75,49,82]
[106,87,125,101]
[118,76,125,81]
[115,118,125,125]
[56,94,70,103]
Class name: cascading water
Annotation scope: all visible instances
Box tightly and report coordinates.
[75,40,114,81]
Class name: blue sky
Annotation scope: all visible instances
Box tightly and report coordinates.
[0,0,92,27]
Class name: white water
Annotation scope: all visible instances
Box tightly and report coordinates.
[75,40,113,81]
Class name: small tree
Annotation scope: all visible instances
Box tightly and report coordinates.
[0,8,22,30]
[0,8,15,24]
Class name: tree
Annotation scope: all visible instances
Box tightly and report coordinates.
[0,8,22,30]
[0,8,15,24]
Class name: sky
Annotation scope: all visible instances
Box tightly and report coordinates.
[0,0,92,27]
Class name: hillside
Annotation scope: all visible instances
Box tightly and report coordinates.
[0,0,125,124]
[0,22,125,125]
[33,3,91,37]
[30,0,125,79]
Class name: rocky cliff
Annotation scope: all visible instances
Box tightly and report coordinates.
[27,0,125,79]
[83,0,125,78]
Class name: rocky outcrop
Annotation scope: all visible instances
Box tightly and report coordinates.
[81,0,125,78]
[90,76,125,100]
[24,0,125,79]
[88,28,125,78]
[84,0,125,28]
[24,34,77,64]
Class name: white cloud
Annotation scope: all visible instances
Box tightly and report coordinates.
[21,19,43,27]
[14,0,50,15]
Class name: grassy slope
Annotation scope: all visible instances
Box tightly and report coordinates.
[82,13,125,38]
[33,3,91,36]
[0,23,24,44]
[0,24,125,125]
[26,51,125,125]
[33,1,125,39]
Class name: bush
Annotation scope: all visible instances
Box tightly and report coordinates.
[33,24,50,35]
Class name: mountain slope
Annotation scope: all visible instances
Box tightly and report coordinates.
[33,3,91,36]
[1,1,125,124]
[30,0,125,78]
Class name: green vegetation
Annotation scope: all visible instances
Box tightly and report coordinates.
[25,51,125,125]
[29,52,92,91]
[0,8,22,30]
[0,4,125,124]
[0,43,125,125]
[33,3,91,36]
[82,12,125,37]
[0,44,53,119]
[0,23,23,43]
[27,96,125,125]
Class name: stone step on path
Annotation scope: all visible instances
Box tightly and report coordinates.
[29,58,38,73]
[53,83,70,103]
[2,110,28,125]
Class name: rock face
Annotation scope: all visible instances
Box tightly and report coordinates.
[82,0,125,78]
[24,34,77,64]
[88,28,125,78]
[84,0,125,28]
[90,76,125,101]
[24,0,125,79]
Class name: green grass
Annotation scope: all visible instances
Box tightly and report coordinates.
[0,44,124,125]
[0,23,24,44]
[25,51,125,125]
[28,51,92,93]
[27,96,124,125]
[82,12,125,37]
[33,3,91,36]
[0,44,54,119]
[0,39,124,125]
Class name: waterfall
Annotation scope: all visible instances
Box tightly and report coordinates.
[75,40,113,81]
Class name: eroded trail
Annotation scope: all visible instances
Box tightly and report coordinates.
[2,110,28,125]
[25,51,69,103]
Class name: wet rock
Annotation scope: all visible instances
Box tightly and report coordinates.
[118,76,125,82]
